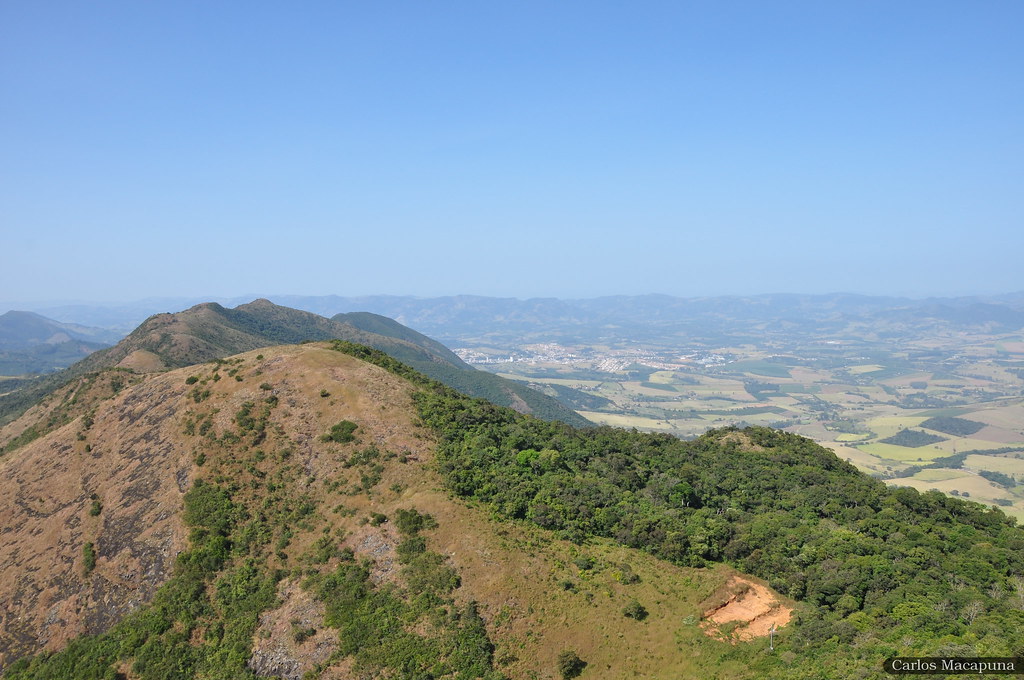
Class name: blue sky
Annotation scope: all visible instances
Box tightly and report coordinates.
[2,1,1021,303]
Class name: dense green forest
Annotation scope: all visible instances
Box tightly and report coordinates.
[335,342,1024,677]
[919,416,986,437]
[878,429,947,448]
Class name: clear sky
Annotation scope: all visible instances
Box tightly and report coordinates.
[2,1,1022,303]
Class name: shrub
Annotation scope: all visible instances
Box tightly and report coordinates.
[396,536,427,563]
[557,650,586,679]
[623,600,648,620]
[291,625,316,643]
[615,563,640,584]
[83,542,97,574]
[322,420,358,443]
[394,508,437,536]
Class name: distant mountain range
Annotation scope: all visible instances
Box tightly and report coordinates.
[0,311,121,375]
[16,292,1024,347]
[2,312,1021,678]
[0,300,588,428]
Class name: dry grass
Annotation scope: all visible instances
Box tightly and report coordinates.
[0,343,785,679]
[965,454,1024,476]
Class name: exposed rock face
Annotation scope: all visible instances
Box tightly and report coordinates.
[0,370,192,670]
[248,580,338,680]
[0,343,429,673]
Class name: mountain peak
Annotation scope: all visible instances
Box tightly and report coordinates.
[235,298,277,310]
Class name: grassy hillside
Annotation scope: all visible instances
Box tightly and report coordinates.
[342,343,1024,678]
[0,344,774,680]
[0,301,588,432]
[332,311,472,368]
[6,342,1021,679]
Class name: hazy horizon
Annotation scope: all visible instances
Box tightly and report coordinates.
[3,2,1021,302]
[4,288,1024,320]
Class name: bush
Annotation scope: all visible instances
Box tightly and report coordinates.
[322,420,358,443]
[291,625,316,643]
[83,542,97,574]
[394,508,437,536]
[557,650,586,679]
[615,563,640,584]
[396,536,427,563]
[623,600,648,620]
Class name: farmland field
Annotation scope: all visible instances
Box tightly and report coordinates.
[459,322,1024,518]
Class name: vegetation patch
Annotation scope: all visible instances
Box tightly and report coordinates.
[727,361,791,378]
[919,416,986,437]
[6,480,279,680]
[639,381,677,392]
[412,382,1024,679]
[557,650,586,679]
[879,429,947,448]
[322,419,358,443]
[304,507,504,679]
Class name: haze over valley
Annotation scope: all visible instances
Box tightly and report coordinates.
[5,291,1024,522]
[2,2,1022,678]
[2,293,1024,679]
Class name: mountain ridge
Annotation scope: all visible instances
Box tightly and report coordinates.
[0,343,767,679]
[2,341,1022,679]
[0,311,120,376]
[0,300,589,434]
[21,291,1024,347]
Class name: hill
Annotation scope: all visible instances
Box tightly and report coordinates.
[331,311,471,368]
[0,343,777,679]
[0,311,120,376]
[1,342,1022,679]
[0,300,588,432]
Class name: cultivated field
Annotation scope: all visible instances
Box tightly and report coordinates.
[466,329,1024,519]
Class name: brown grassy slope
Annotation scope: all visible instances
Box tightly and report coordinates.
[0,370,143,451]
[71,299,466,374]
[0,369,192,668]
[0,299,466,447]
[0,343,785,678]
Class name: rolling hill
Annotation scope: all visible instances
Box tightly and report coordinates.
[0,311,120,376]
[0,341,1021,679]
[0,300,589,433]
[0,342,777,679]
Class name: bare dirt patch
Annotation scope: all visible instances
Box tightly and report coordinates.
[700,576,792,642]
[717,432,765,452]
